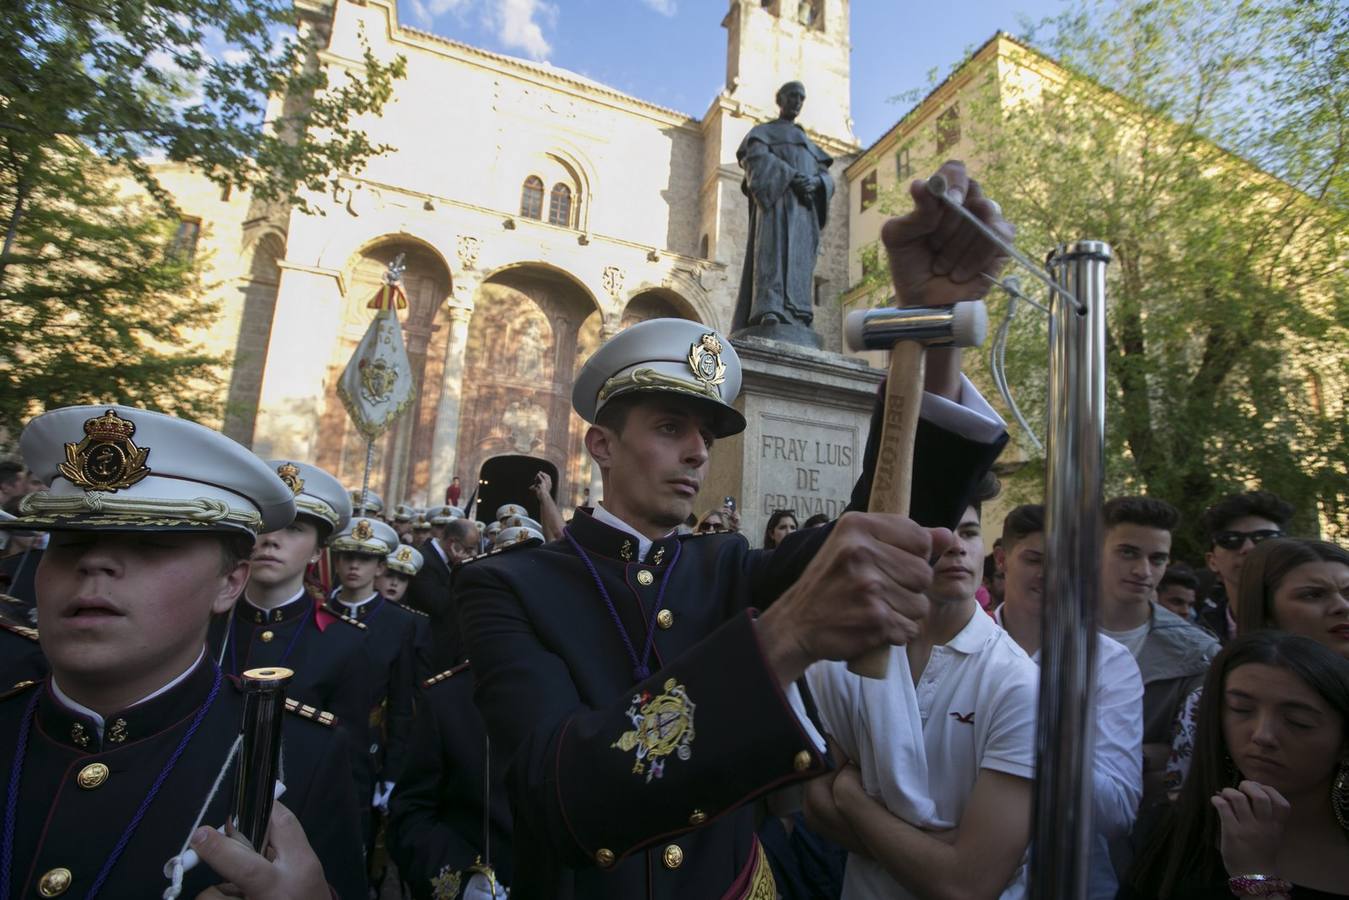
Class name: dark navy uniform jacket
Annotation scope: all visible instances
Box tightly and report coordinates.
[322,593,429,782]
[387,661,514,899]
[0,616,46,686]
[0,659,367,899]
[208,589,374,804]
[456,401,1008,899]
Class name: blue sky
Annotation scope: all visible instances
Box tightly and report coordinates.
[396,0,1072,146]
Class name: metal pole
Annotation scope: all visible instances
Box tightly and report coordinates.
[1029,240,1110,900]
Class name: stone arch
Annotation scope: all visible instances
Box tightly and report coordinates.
[619,288,702,328]
[456,263,602,513]
[223,231,287,446]
[315,237,453,506]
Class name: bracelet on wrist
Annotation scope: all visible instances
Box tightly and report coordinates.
[1228,874,1293,897]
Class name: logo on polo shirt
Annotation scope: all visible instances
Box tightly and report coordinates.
[950,711,974,725]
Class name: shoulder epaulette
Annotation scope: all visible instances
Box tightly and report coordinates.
[458,538,542,566]
[422,660,471,689]
[390,600,429,618]
[284,697,338,728]
[0,619,38,642]
[320,603,368,630]
[0,680,39,702]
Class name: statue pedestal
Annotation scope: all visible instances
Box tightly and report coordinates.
[703,336,884,546]
[731,321,824,350]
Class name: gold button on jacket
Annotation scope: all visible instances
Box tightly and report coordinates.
[656,609,675,630]
[76,762,109,789]
[662,843,684,869]
[39,867,72,897]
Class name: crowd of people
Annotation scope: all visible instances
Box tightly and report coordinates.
[0,160,1344,900]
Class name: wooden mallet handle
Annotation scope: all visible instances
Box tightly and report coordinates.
[843,302,988,679]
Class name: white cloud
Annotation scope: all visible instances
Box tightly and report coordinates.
[641,0,677,16]
[489,0,555,60]
[407,0,473,27]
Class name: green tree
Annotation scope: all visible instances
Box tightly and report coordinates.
[877,0,1348,558]
[0,0,406,434]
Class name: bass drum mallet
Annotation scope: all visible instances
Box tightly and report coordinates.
[843,301,988,678]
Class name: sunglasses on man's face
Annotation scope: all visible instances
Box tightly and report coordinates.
[1213,529,1282,551]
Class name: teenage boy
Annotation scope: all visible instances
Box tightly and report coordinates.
[377,543,423,604]
[806,490,1039,900]
[1198,489,1295,641]
[993,504,1143,900]
[1097,496,1217,812]
[0,405,365,897]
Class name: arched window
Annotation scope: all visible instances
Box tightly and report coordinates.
[548,183,573,227]
[520,176,544,219]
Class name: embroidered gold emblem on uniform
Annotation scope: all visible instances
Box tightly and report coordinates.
[620,539,634,562]
[686,333,727,390]
[58,410,151,492]
[612,678,696,783]
[276,462,305,495]
[429,865,462,900]
[395,546,413,563]
[352,519,373,542]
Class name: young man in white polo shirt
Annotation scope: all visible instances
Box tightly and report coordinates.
[994,504,1143,900]
[804,484,1039,900]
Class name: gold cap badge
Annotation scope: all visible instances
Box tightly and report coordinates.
[58,409,151,492]
[687,333,726,390]
[352,519,373,541]
[396,546,412,562]
[276,463,305,495]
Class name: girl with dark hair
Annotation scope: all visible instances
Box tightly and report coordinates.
[1235,539,1349,653]
[762,509,798,549]
[1168,539,1349,794]
[1127,632,1349,899]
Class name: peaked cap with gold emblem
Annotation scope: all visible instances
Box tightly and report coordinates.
[3,405,295,537]
[390,503,418,524]
[267,460,351,538]
[494,524,544,549]
[427,505,464,526]
[329,515,398,556]
[495,503,528,522]
[572,318,745,437]
[347,488,384,516]
[385,543,424,576]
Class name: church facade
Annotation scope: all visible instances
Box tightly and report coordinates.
[169,0,861,510]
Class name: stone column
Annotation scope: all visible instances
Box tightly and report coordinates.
[250,264,346,461]
[427,277,478,495]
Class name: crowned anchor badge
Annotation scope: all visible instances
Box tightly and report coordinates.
[612,678,696,783]
[59,410,151,492]
[687,333,726,391]
[352,519,374,542]
[276,463,305,495]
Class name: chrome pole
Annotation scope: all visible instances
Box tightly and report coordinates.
[1029,241,1110,900]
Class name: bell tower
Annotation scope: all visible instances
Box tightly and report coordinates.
[722,0,853,141]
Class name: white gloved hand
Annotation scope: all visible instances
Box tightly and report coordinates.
[371,781,395,812]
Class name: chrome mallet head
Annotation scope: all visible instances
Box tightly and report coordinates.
[844,301,989,352]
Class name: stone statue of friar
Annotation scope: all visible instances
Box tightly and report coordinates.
[732,81,834,346]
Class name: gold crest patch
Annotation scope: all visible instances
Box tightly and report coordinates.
[352,519,373,542]
[612,678,696,783]
[276,462,305,495]
[686,333,726,389]
[395,546,412,562]
[429,866,461,900]
[59,410,151,492]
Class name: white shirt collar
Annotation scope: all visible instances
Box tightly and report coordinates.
[242,586,305,614]
[338,591,378,611]
[590,503,675,562]
[428,538,449,564]
[49,647,207,741]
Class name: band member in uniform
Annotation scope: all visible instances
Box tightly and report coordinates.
[377,543,423,604]
[456,161,1014,898]
[210,459,375,822]
[388,660,515,900]
[0,405,365,898]
[324,515,428,886]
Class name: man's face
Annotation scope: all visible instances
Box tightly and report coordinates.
[375,571,410,602]
[928,506,983,605]
[249,520,321,590]
[778,84,806,119]
[1207,514,1283,593]
[336,552,383,593]
[1102,523,1171,609]
[442,525,481,563]
[1156,584,1197,620]
[37,532,247,685]
[589,399,713,532]
[999,532,1044,616]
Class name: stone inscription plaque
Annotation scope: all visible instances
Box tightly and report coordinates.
[756,412,859,520]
